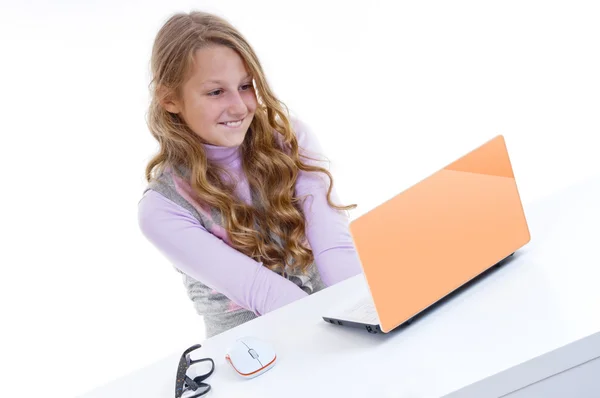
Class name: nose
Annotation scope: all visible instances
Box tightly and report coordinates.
[228,91,248,117]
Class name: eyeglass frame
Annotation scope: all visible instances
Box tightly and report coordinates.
[175,343,215,398]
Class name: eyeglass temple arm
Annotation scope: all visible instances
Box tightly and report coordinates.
[183,344,203,356]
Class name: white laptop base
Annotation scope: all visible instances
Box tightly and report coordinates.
[322,294,384,334]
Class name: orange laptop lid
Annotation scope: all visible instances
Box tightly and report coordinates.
[350,135,530,333]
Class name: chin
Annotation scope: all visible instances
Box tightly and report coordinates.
[220,126,249,147]
[224,138,245,147]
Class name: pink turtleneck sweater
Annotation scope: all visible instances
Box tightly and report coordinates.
[137,119,362,317]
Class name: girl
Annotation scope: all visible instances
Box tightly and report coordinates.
[138,10,362,338]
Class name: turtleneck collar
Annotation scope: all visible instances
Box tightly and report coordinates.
[202,142,242,166]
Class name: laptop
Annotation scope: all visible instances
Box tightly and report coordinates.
[323,135,531,334]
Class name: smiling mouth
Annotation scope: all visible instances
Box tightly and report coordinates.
[219,118,244,128]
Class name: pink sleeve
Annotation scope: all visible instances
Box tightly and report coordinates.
[137,190,308,316]
[292,118,363,286]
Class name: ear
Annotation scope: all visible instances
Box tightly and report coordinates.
[158,85,182,114]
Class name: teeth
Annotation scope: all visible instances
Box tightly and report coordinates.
[222,119,242,127]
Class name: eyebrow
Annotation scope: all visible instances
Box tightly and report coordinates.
[200,74,252,87]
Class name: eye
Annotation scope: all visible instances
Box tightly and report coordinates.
[207,83,252,97]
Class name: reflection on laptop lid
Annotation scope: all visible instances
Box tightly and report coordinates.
[323,135,531,333]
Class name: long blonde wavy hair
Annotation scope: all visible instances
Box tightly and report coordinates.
[145,10,356,275]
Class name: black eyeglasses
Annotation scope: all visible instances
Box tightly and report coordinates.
[175,344,215,398]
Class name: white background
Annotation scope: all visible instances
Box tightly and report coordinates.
[1,0,598,396]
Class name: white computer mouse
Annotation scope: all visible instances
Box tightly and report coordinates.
[225,336,277,379]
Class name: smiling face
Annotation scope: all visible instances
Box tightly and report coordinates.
[162,45,258,147]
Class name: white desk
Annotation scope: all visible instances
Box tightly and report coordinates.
[80,174,600,398]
